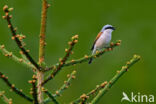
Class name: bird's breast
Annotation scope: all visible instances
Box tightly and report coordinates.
[95,33,111,49]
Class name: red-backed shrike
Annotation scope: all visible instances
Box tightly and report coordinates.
[89,24,115,64]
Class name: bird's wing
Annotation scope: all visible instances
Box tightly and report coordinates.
[91,32,103,50]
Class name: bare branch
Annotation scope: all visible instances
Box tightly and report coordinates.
[44,70,76,103]
[0,72,33,102]
[28,75,38,104]
[45,40,121,72]
[90,55,141,104]
[2,5,41,71]
[44,89,59,104]
[71,81,107,104]
[0,91,12,104]
[0,44,35,69]
[42,35,78,85]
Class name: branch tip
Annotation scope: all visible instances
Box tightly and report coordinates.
[3,5,41,71]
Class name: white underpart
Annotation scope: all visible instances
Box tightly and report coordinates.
[92,29,113,54]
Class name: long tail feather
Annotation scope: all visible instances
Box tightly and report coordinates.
[88,58,93,64]
[88,48,96,64]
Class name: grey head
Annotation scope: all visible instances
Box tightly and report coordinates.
[101,24,115,32]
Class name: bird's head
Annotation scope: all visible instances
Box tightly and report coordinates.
[101,24,115,33]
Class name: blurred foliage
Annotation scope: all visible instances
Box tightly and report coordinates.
[0,0,156,104]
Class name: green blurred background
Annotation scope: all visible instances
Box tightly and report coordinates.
[0,0,156,104]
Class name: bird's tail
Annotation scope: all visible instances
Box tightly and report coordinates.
[88,48,96,64]
[88,58,93,64]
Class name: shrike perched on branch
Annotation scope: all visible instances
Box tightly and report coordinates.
[89,24,115,64]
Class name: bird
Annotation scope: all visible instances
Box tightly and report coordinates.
[88,24,115,64]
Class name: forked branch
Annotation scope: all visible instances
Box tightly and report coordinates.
[45,40,121,72]
[71,81,108,104]
[90,55,141,104]
[42,40,120,86]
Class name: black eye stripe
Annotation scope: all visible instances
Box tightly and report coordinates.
[105,27,115,30]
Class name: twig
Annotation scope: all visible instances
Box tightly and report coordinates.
[32,79,38,104]
[90,54,141,104]
[45,40,121,72]
[54,70,76,97]
[0,44,35,69]
[0,91,12,104]
[44,90,59,104]
[42,35,78,85]
[44,70,76,103]
[0,72,33,102]
[2,5,41,71]
[37,0,49,103]
[28,75,38,104]
[71,81,108,104]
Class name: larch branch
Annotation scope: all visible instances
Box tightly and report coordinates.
[71,81,108,104]
[0,72,33,102]
[90,55,141,104]
[44,70,76,103]
[44,90,59,104]
[2,5,41,71]
[42,35,78,85]
[0,91,12,104]
[0,44,35,70]
[45,40,121,72]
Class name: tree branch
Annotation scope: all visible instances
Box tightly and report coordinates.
[0,91,12,104]
[44,90,59,104]
[42,40,120,86]
[29,75,38,104]
[45,40,121,72]
[54,70,76,97]
[2,5,41,71]
[0,72,33,102]
[90,54,141,104]
[0,44,35,69]
[42,35,78,85]
[71,81,108,104]
[44,70,76,103]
